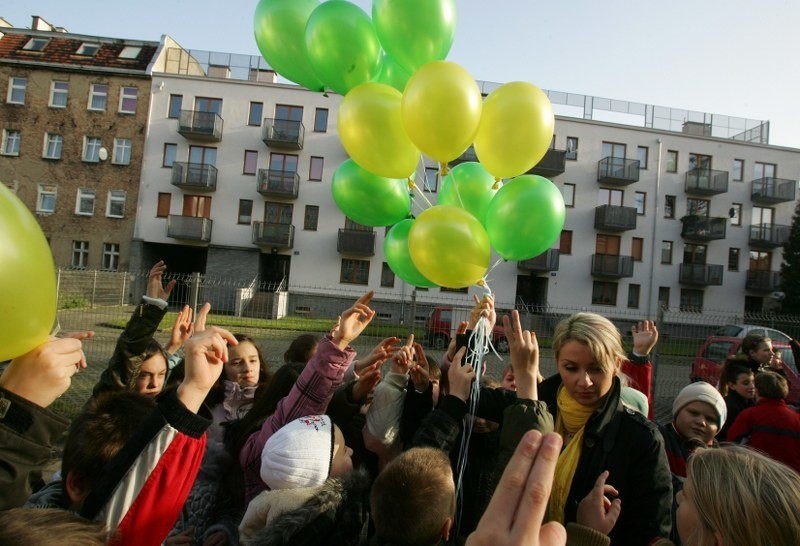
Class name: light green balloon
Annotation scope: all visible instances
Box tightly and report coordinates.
[331,159,411,227]
[372,53,412,93]
[438,162,498,226]
[384,220,438,288]
[485,175,566,261]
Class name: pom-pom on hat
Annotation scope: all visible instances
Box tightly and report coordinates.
[672,382,727,429]
[260,415,335,490]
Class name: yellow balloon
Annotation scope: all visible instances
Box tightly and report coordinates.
[401,61,482,163]
[473,81,555,179]
[338,82,420,179]
[408,205,490,288]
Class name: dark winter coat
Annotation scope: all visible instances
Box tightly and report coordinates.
[719,390,754,441]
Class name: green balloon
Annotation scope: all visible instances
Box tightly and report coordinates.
[305,1,382,96]
[332,159,411,227]
[485,175,566,261]
[253,0,325,92]
[373,0,456,73]
[384,220,438,288]
[438,162,498,226]
[372,53,412,93]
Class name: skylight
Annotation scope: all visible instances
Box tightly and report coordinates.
[118,46,142,59]
[76,43,101,56]
[22,37,49,51]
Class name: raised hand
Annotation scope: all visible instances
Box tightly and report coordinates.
[146,260,177,301]
[166,304,193,354]
[469,293,497,331]
[352,362,382,402]
[448,347,476,402]
[357,336,401,374]
[503,310,539,400]
[193,302,212,333]
[576,471,621,536]
[446,321,468,363]
[391,334,415,375]
[178,315,237,413]
[631,320,658,355]
[332,292,376,350]
[409,342,431,393]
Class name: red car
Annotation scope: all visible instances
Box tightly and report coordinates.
[424,306,509,352]
[690,336,800,404]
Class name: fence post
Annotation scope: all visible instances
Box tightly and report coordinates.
[120,271,127,306]
[91,270,98,309]
[189,272,201,314]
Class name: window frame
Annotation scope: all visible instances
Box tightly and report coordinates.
[591,281,618,306]
[304,205,319,231]
[314,108,329,132]
[562,183,575,207]
[168,94,183,119]
[71,240,89,269]
[102,243,120,271]
[666,150,678,173]
[340,258,370,285]
[1,129,21,156]
[634,191,646,215]
[309,156,324,181]
[237,199,253,225]
[156,193,171,218]
[381,262,395,288]
[664,195,676,219]
[243,150,259,175]
[728,248,740,272]
[36,184,57,213]
[7,77,26,104]
[76,42,100,56]
[88,83,108,111]
[733,159,744,182]
[631,237,644,262]
[49,81,69,108]
[248,102,263,126]
[118,46,142,59]
[23,38,49,51]
[627,284,641,309]
[680,289,704,312]
[118,86,138,114]
[162,143,177,168]
[82,136,102,163]
[559,230,573,255]
[75,188,96,216]
[565,137,578,160]
[106,190,126,218]
[112,138,132,165]
[637,146,649,170]
[730,203,742,226]
[661,241,673,264]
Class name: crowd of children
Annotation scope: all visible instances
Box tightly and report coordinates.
[2,260,800,546]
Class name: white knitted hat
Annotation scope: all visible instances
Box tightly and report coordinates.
[260,415,335,490]
[672,382,727,429]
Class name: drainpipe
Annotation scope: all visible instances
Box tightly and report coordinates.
[647,138,663,317]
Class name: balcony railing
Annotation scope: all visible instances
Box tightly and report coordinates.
[751,177,797,204]
[262,118,304,149]
[684,168,729,195]
[594,205,637,231]
[749,223,790,248]
[746,270,782,292]
[166,215,212,242]
[252,222,295,249]
[518,249,560,272]
[337,228,376,256]
[171,162,217,192]
[177,110,223,142]
[449,145,479,166]
[680,215,727,241]
[527,148,567,178]
[679,263,723,286]
[591,254,634,278]
[596,157,640,185]
[257,169,300,199]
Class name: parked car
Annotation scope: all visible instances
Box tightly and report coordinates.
[690,335,800,404]
[712,324,791,343]
[424,306,509,352]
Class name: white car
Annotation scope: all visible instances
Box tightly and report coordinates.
[712,324,792,343]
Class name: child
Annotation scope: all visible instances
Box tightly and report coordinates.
[717,358,755,440]
[0,508,108,545]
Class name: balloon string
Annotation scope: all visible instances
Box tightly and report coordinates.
[440,161,449,176]
[411,182,436,209]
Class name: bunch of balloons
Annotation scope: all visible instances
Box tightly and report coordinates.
[254,0,565,289]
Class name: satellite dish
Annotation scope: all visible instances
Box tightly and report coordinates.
[98,147,109,161]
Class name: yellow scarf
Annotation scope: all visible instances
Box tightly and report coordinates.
[546,386,602,524]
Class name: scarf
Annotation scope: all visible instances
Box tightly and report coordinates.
[222,380,257,420]
[546,386,601,524]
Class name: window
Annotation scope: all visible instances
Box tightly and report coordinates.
[634,191,646,215]
[106,190,126,218]
[118,46,142,59]
[683,244,707,265]
[341,259,370,285]
[666,150,678,173]
[661,241,673,264]
[243,150,258,175]
[595,234,620,256]
[753,162,776,180]
[627,284,641,308]
[309,156,324,181]
[562,183,575,207]
[631,237,643,261]
[102,243,120,271]
[82,136,102,162]
[597,188,623,206]
[592,281,617,306]
[730,203,742,226]
[112,138,132,165]
[688,153,712,171]
[750,250,771,273]
[314,108,329,132]
[264,202,293,224]
[559,230,573,255]
[71,241,89,268]
[345,217,371,231]
[238,199,253,224]
[88,83,108,111]
[686,198,709,217]
[274,104,303,139]
[182,195,213,218]
[637,146,648,170]
[23,38,49,51]
[196,97,223,115]
[680,289,704,312]
[565,137,578,160]
[664,195,676,219]
[75,188,96,215]
[658,287,670,309]
[248,102,263,126]
[269,153,299,175]
[733,159,744,182]
[49,81,68,108]
[602,141,626,160]
[37,184,57,213]
[1,129,20,156]
[423,167,439,192]
[728,248,740,271]
[168,94,183,119]
[7,77,26,104]
[441,287,469,294]
[76,42,100,56]
[163,143,177,167]
[381,263,395,288]
[157,193,171,217]
[304,205,319,230]
[42,133,63,159]
[118,87,138,114]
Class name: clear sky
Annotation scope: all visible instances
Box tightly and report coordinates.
[3,1,799,148]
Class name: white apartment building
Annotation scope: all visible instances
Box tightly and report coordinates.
[131,45,800,319]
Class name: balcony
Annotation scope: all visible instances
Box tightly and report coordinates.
[449,145,479,166]
[597,157,640,186]
[257,169,299,199]
[177,110,223,142]
[337,228,375,256]
[262,118,304,149]
[679,263,723,286]
[171,162,217,192]
[518,249,560,272]
[594,205,637,232]
[680,215,727,241]
[684,169,728,195]
[749,223,790,248]
[751,177,797,204]
[591,254,634,278]
[527,148,566,178]
[746,270,782,292]
[166,215,212,242]
[252,222,294,249]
